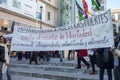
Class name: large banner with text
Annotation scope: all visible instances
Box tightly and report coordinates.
[11,10,114,51]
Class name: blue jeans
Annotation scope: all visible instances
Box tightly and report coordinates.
[114,67,120,80]
[6,67,11,80]
[0,70,2,80]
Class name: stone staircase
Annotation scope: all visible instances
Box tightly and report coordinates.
[9,58,109,80]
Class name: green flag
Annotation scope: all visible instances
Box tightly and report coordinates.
[78,12,85,21]
[76,1,85,21]
[91,0,100,10]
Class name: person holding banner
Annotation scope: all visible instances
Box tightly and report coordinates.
[3,42,12,80]
[76,49,90,69]
[29,51,38,65]
[68,50,72,60]
[0,36,10,80]
[113,33,120,80]
[96,47,114,80]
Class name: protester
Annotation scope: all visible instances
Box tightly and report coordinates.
[59,51,63,62]
[17,51,22,61]
[38,51,45,61]
[68,50,76,60]
[96,47,114,80]
[71,50,75,60]
[88,49,96,74]
[114,50,120,80]
[45,51,50,62]
[76,49,90,69]
[3,42,12,80]
[113,37,120,80]
[0,36,9,80]
[68,50,72,60]
[29,51,38,64]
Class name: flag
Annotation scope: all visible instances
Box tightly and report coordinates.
[76,1,85,21]
[82,0,91,18]
[78,11,85,21]
[91,0,100,10]
[76,1,84,15]
[96,0,101,7]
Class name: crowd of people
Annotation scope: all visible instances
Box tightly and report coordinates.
[0,25,120,80]
[74,25,120,80]
[11,51,61,64]
[66,25,120,80]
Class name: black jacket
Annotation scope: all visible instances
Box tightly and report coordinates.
[0,46,5,63]
[96,48,114,68]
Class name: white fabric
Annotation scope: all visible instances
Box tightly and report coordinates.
[115,42,120,57]
[88,49,94,55]
[114,49,120,57]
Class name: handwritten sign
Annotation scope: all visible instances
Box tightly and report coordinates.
[11,10,114,51]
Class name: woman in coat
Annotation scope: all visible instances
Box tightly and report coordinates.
[0,36,9,80]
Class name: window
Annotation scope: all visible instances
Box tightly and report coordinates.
[47,12,51,20]
[112,15,115,21]
[13,0,21,9]
[0,0,7,5]
[36,12,41,19]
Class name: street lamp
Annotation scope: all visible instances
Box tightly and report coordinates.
[40,6,43,29]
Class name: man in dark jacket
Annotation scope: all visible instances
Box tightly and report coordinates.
[0,46,6,80]
[96,47,114,80]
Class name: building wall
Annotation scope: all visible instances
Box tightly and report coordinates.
[39,0,61,27]
[0,0,61,34]
[60,0,75,26]
[60,0,76,59]
[0,11,36,27]
[111,9,120,32]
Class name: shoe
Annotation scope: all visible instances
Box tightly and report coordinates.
[75,66,81,69]
[89,72,96,75]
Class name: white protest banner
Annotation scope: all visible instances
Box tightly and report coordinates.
[11,10,114,51]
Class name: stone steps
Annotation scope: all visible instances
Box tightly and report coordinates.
[11,60,77,67]
[10,63,109,80]
[9,58,110,80]
[10,67,101,80]
[10,63,86,73]
[3,74,55,80]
